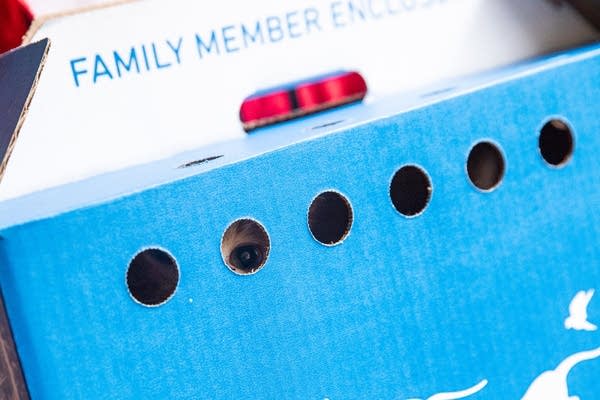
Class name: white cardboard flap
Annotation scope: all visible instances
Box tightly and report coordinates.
[1,0,597,201]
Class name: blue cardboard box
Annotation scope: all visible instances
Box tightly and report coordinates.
[0,43,598,399]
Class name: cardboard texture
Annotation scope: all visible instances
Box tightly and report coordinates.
[1,0,598,202]
[0,290,29,400]
[0,39,49,183]
[0,43,598,399]
[0,41,48,399]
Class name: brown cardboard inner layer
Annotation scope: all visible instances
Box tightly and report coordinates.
[0,288,29,399]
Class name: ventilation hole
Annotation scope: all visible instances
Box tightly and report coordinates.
[308,191,353,246]
[221,219,270,275]
[126,248,179,307]
[389,165,432,217]
[539,119,574,167]
[312,120,345,130]
[178,155,223,169]
[466,141,505,192]
[421,86,456,98]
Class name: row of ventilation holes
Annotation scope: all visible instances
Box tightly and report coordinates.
[127,119,574,306]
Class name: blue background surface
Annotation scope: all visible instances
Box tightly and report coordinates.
[0,45,598,399]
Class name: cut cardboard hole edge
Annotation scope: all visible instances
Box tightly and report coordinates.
[539,118,574,168]
[466,141,505,192]
[221,218,271,275]
[126,247,179,307]
[389,165,433,217]
[308,190,353,246]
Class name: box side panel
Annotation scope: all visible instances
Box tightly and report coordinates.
[1,52,599,399]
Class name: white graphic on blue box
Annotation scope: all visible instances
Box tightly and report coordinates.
[406,379,488,400]
[521,347,600,400]
[565,290,597,332]
[405,288,598,400]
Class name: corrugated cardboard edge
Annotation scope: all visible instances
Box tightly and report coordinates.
[23,0,140,45]
[0,39,50,184]
[0,285,29,399]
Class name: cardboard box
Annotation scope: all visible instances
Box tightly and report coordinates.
[1,0,598,202]
[0,42,598,398]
